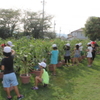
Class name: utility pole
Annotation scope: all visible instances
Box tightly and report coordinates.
[59,27,61,38]
[54,20,56,33]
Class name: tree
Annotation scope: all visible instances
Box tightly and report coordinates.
[0,9,21,38]
[44,31,56,39]
[22,10,53,39]
[84,16,100,40]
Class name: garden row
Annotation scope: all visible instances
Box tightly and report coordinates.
[0,37,100,84]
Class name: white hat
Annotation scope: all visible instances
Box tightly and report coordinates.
[78,43,82,46]
[66,43,70,46]
[52,44,57,47]
[75,43,79,45]
[3,46,11,53]
[38,62,46,68]
[7,41,14,47]
[87,42,91,45]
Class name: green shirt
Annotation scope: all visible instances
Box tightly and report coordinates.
[42,69,49,84]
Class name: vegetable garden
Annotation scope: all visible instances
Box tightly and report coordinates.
[0,37,100,100]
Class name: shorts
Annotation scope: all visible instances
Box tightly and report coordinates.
[87,52,92,58]
[74,54,80,58]
[64,56,70,59]
[3,72,18,88]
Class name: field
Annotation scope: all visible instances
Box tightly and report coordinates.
[0,38,100,100]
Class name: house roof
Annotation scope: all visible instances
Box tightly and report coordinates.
[70,28,83,33]
[67,28,83,36]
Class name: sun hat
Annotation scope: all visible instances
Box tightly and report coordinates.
[78,43,82,46]
[1,44,6,48]
[52,44,57,47]
[38,62,46,68]
[66,43,70,46]
[87,42,91,45]
[7,41,14,47]
[3,46,11,53]
[75,43,79,45]
[91,41,96,44]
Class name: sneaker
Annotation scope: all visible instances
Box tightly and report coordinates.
[31,87,38,90]
[88,65,91,67]
[17,95,24,100]
[7,96,12,100]
[43,84,48,87]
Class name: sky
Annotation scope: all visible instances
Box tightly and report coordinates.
[0,0,100,35]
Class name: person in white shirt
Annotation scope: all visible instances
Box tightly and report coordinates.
[86,42,93,67]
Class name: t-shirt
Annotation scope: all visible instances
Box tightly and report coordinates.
[42,69,49,84]
[79,46,83,51]
[92,47,96,54]
[1,56,14,74]
[88,47,92,53]
[65,50,70,56]
[75,49,80,55]
[87,47,92,57]
[50,50,59,64]
[64,46,70,56]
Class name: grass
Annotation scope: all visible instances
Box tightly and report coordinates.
[0,55,100,100]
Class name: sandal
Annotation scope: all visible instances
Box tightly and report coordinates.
[31,87,38,90]
[7,96,12,100]
[17,95,24,100]
[43,84,48,87]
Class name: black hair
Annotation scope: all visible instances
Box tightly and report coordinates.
[3,52,11,57]
[76,45,79,50]
[88,44,91,46]
[53,47,57,50]
[66,46,70,50]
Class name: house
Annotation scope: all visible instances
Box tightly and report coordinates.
[67,28,88,40]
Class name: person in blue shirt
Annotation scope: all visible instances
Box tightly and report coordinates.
[48,44,59,75]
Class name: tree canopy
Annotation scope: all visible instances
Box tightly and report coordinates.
[0,9,21,39]
[84,16,100,41]
[0,8,56,39]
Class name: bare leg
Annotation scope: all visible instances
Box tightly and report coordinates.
[87,58,89,65]
[53,64,56,75]
[5,87,11,98]
[78,57,82,62]
[13,86,21,97]
[87,58,91,66]
[34,76,42,87]
[76,58,79,65]
[90,58,93,65]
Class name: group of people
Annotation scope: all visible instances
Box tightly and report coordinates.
[48,41,98,77]
[0,40,98,100]
[63,41,98,67]
[0,41,51,100]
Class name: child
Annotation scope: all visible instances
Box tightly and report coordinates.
[72,44,80,65]
[49,44,59,75]
[1,46,23,100]
[86,42,93,67]
[91,41,96,62]
[7,41,15,47]
[6,41,15,58]
[78,42,84,62]
[31,62,49,90]
[63,43,71,66]
[1,43,6,48]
